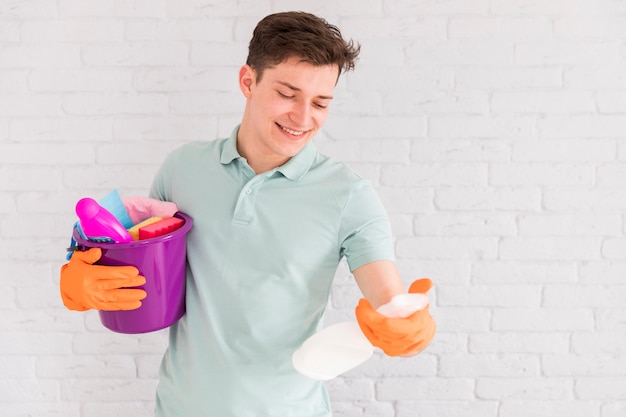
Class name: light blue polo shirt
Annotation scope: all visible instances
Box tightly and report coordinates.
[150,126,395,417]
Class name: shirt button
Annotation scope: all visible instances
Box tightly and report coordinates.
[245,188,252,194]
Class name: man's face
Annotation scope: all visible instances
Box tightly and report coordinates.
[239,57,338,169]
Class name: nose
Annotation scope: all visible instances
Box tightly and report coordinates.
[290,99,311,125]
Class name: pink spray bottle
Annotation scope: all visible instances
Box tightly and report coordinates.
[76,197,133,243]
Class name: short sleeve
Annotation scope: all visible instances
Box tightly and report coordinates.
[339,180,395,271]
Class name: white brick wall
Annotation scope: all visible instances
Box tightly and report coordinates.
[2,0,626,416]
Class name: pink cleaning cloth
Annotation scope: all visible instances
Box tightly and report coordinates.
[122,196,179,225]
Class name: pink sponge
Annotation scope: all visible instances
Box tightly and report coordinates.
[138,217,184,240]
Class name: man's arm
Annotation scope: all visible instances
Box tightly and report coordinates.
[352,260,405,308]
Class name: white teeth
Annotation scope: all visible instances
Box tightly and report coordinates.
[280,125,305,136]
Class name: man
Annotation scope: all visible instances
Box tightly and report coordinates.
[61,11,436,416]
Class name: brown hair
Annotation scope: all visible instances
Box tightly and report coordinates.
[246,11,361,81]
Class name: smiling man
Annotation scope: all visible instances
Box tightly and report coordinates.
[60,11,436,416]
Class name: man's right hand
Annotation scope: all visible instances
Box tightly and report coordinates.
[60,248,147,311]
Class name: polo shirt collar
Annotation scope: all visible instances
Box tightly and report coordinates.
[220,125,317,181]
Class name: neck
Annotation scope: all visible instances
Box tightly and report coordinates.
[236,123,288,175]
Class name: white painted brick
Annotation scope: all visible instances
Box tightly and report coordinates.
[518,214,621,237]
[407,40,514,66]
[512,140,616,162]
[10,117,112,142]
[579,262,626,284]
[29,68,133,92]
[170,92,244,115]
[386,90,490,115]
[325,379,375,401]
[332,401,393,417]
[477,377,574,400]
[0,355,36,379]
[411,139,511,163]
[555,17,626,39]
[358,40,405,67]
[543,354,626,377]
[597,163,626,187]
[37,355,137,378]
[469,332,570,354]
[450,17,552,39]
[596,308,626,332]
[435,187,541,211]
[440,354,539,377]
[598,91,626,113]
[565,62,626,89]
[0,379,59,402]
[352,352,437,378]
[381,164,488,187]
[572,332,626,355]
[431,307,491,332]
[492,91,596,113]
[544,285,626,308]
[133,67,238,92]
[59,0,166,18]
[543,188,626,212]
[398,260,471,286]
[396,236,498,260]
[429,115,535,139]
[602,402,626,417]
[397,400,498,417]
[490,163,595,186]
[81,402,154,417]
[377,378,475,400]
[0,44,82,68]
[0,166,62,191]
[492,309,594,331]
[386,0,489,15]
[455,67,563,89]
[191,42,249,66]
[125,19,233,41]
[339,16,447,40]
[0,93,63,117]
[165,0,269,18]
[602,238,626,260]
[21,19,125,42]
[324,116,427,140]
[491,0,602,15]
[82,42,189,67]
[500,400,599,417]
[414,213,516,236]
[318,139,411,164]
[0,402,80,417]
[348,66,454,92]
[500,237,601,261]
[0,144,96,166]
[112,116,216,141]
[576,377,626,400]
[438,285,542,308]
[60,378,157,402]
[0,0,57,18]
[377,187,433,214]
[0,20,19,41]
[72,333,168,355]
[516,41,619,66]
[0,70,29,92]
[63,93,168,115]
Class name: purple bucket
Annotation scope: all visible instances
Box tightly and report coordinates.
[72,212,192,334]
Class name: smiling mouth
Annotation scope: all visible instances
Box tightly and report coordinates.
[277,123,306,137]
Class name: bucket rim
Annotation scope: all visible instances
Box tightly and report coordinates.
[73,211,192,250]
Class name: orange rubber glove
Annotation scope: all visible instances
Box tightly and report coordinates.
[60,248,147,311]
[355,278,436,357]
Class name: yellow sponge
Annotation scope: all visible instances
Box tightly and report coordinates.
[128,216,162,240]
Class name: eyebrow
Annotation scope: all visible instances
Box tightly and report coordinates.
[276,81,334,100]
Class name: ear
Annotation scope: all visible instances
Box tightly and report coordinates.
[239,65,256,99]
